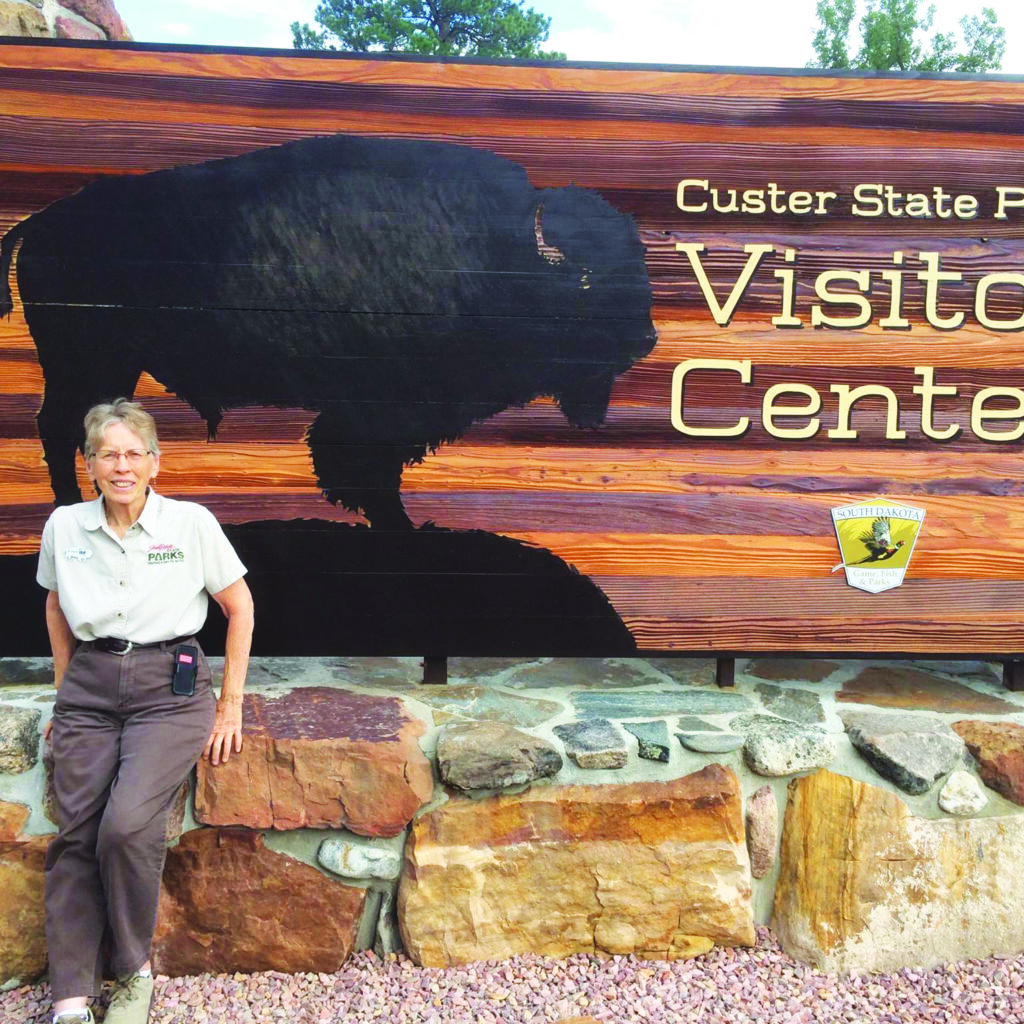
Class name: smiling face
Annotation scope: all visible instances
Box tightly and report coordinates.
[87,421,160,523]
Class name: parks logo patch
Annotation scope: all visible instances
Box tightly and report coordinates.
[147,543,184,565]
[831,500,925,594]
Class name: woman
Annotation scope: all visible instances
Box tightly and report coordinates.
[37,399,254,1024]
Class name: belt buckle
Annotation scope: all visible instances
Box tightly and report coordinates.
[98,637,133,655]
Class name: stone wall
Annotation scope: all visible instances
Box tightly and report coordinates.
[3,655,1024,988]
[0,0,131,41]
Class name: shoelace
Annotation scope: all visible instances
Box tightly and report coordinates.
[113,973,150,1002]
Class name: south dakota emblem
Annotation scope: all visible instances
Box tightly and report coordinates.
[830,500,925,594]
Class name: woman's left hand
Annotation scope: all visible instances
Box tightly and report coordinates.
[205,579,252,766]
[203,695,244,765]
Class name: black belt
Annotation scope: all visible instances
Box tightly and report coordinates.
[89,635,195,656]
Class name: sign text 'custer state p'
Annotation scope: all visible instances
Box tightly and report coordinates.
[676,179,1024,220]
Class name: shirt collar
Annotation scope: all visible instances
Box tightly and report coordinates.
[81,489,161,536]
[135,489,161,536]
[82,497,105,532]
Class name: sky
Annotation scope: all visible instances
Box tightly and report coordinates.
[112,0,1024,74]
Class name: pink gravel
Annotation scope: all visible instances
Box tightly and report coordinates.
[4,928,1023,1023]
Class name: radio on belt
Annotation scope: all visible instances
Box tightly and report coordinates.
[171,645,198,696]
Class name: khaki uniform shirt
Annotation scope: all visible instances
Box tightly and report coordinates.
[37,490,247,643]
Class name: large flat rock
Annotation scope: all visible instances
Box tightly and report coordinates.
[572,689,751,718]
[745,659,839,684]
[754,684,825,725]
[842,713,965,795]
[773,769,1024,972]
[643,658,717,686]
[194,687,433,837]
[436,721,562,790]
[398,766,755,966]
[0,836,54,988]
[411,684,563,727]
[838,666,1018,714]
[154,827,366,976]
[952,720,1024,806]
[497,659,655,689]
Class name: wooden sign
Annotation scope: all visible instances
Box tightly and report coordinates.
[1,39,1023,657]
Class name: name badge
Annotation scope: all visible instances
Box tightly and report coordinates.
[63,547,92,562]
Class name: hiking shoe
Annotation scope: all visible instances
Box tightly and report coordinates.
[103,971,154,1024]
[53,1011,95,1024]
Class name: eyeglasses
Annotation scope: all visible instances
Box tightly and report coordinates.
[92,449,152,465]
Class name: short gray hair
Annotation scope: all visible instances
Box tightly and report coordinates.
[83,398,161,459]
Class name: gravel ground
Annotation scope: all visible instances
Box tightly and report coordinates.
[4,928,1024,1024]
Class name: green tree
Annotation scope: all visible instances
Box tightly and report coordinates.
[808,0,1005,72]
[291,0,565,59]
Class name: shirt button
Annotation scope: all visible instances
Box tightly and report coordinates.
[117,612,124,618]
[119,581,126,587]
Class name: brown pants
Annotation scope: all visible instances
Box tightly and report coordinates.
[45,640,215,1001]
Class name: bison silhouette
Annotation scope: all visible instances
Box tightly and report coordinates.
[1,134,655,529]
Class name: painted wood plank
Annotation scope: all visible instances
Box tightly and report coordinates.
[8,45,1024,103]
[594,577,1024,615]
[622,615,1024,653]
[650,322,1024,369]
[4,489,1024,538]
[400,446,1024,492]
[493,531,1024,579]
[6,70,1024,141]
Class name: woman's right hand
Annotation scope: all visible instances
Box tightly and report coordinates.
[43,719,52,743]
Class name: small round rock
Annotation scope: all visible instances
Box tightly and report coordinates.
[938,769,988,816]
[318,838,402,880]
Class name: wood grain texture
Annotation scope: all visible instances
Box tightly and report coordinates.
[595,577,1024,615]
[1,41,1023,654]
[400,446,1024,492]
[495,532,1024,579]
[7,69,1024,138]
[623,616,1024,653]
[5,84,1024,151]
[5,44,1024,101]
[650,321,1024,368]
